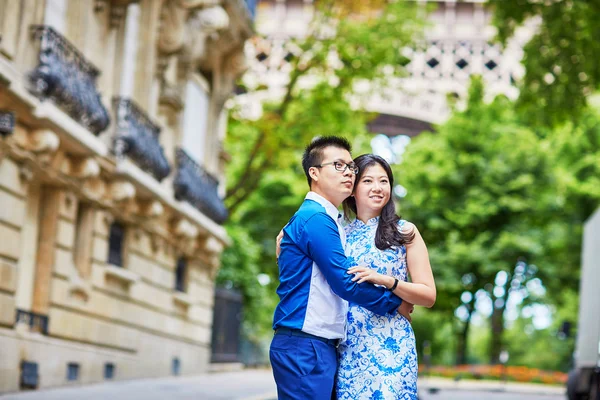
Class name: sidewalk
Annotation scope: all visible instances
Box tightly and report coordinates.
[0,369,277,400]
[0,369,566,400]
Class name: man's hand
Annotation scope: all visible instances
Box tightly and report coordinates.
[275,230,284,258]
[397,301,414,323]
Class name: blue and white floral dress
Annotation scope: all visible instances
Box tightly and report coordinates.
[336,217,418,400]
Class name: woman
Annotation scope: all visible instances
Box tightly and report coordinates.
[336,154,436,400]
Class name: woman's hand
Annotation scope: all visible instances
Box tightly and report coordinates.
[347,266,394,288]
[275,229,283,258]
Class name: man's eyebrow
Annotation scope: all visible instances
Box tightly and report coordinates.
[333,158,354,163]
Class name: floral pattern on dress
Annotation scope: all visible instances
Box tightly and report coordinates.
[336,217,418,400]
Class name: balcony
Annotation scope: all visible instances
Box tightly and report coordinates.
[15,309,49,335]
[245,0,257,19]
[29,25,110,135]
[173,148,228,224]
[113,98,171,181]
[0,111,15,136]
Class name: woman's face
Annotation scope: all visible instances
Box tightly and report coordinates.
[353,163,391,216]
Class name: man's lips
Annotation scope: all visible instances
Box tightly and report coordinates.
[342,181,353,186]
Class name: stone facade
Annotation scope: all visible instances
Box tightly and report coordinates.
[0,0,253,393]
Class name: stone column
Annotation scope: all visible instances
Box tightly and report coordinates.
[31,187,61,315]
[14,184,41,311]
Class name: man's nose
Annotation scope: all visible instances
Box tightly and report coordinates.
[343,167,353,177]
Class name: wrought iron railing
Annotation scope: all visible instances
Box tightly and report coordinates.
[173,148,228,224]
[113,98,171,181]
[211,287,243,363]
[29,25,110,135]
[15,309,49,335]
[0,111,15,136]
[245,0,257,19]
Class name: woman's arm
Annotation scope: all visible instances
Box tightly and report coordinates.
[348,222,436,308]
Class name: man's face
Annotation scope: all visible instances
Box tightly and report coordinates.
[310,146,355,207]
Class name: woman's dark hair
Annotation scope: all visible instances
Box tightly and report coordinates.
[343,154,414,250]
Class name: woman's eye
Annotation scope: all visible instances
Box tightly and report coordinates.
[363,179,372,183]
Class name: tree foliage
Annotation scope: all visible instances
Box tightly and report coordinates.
[396,77,558,363]
[489,0,600,126]
[225,0,425,214]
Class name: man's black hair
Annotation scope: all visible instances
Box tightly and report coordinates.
[301,136,352,187]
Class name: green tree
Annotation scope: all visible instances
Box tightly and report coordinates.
[489,0,600,126]
[397,77,556,364]
[225,0,425,214]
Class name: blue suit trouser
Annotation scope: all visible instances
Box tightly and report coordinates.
[270,332,338,399]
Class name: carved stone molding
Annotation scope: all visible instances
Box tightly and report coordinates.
[172,218,199,238]
[15,128,60,154]
[18,164,35,183]
[82,178,107,200]
[157,0,231,83]
[108,180,136,202]
[94,0,139,29]
[61,157,101,179]
[203,236,223,254]
[139,200,164,218]
[157,0,222,55]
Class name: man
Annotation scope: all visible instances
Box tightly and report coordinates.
[271,136,412,399]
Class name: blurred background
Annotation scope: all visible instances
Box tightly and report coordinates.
[0,0,598,399]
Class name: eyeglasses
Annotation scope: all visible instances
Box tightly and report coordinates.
[313,161,359,175]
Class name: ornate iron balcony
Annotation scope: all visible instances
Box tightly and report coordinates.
[15,309,49,335]
[245,0,257,19]
[29,25,110,135]
[173,148,228,224]
[113,98,171,181]
[0,111,15,136]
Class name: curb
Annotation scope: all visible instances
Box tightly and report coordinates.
[419,377,566,396]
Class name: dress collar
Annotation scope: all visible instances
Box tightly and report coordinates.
[305,191,341,222]
[353,216,380,228]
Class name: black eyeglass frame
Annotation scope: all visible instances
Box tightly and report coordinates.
[313,161,359,175]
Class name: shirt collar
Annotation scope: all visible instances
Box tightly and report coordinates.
[305,191,342,222]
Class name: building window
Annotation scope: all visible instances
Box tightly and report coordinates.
[108,222,125,267]
[67,363,79,381]
[181,77,209,164]
[175,258,187,292]
[104,363,115,380]
[20,361,39,389]
[73,202,95,279]
[172,357,180,376]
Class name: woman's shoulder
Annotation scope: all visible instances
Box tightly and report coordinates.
[397,219,416,232]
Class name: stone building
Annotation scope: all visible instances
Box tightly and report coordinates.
[0,0,254,392]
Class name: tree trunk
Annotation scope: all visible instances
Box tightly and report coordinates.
[489,302,506,364]
[456,305,474,365]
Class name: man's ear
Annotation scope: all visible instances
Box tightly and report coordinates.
[309,167,319,182]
